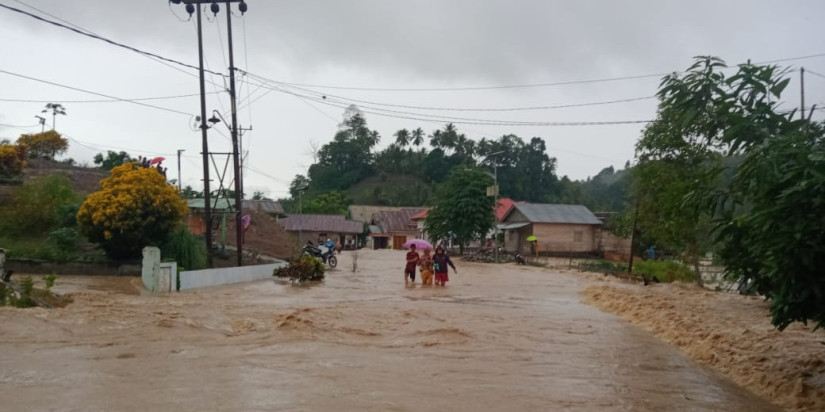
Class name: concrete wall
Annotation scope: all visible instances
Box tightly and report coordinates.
[178,261,287,291]
[532,223,598,253]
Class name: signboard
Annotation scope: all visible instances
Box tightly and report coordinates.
[486,185,499,197]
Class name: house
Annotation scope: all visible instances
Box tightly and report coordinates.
[243,199,286,220]
[347,205,411,225]
[499,203,602,255]
[410,208,432,240]
[278,214,364,249]
[369,208,423,249]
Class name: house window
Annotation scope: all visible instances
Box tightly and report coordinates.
[574,231,583,242]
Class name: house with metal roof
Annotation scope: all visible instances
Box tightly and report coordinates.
[499,203,602,255]
[279,214,364,249]
[370,208,424,249]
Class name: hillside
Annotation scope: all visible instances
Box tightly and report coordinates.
[344,174,433,206]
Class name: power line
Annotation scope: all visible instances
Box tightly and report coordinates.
[0,2,226,78]
[807,69,825,81]
[0,92,216,104]
[0,123,38,128]
[0,68,194,116]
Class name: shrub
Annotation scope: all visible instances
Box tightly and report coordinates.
[580,260,627,274]
[0,143,27,177]
[273,254,325,285]
[161,226,207,271]
[0,175,77,236]
[634,259,695,283]
[48,227,81,254]
[77,163,188,259]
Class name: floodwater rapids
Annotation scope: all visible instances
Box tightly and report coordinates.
[0,249,779,411]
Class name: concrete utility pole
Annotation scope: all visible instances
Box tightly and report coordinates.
[171,0,249,267]
[800,67,806,118]
[177,149,185,192]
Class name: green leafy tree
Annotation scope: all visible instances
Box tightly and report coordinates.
[93,151,131,170]
[424,168,495,254]
[647,56,825,330]
[77,163,188,259]
[303,191,351,215]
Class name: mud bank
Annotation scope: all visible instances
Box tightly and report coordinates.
[583,283,825,412]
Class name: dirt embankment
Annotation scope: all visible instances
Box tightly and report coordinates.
[583,283,825,412]
[224,209,295,259]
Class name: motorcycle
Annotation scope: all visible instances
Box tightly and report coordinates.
[302,241,337,268]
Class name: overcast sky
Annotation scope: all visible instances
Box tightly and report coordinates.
[1,0,824,199]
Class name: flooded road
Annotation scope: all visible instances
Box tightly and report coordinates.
[0,250,778,411]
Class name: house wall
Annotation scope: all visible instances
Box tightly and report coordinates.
[287,231,353,247]
[532,223,599,253]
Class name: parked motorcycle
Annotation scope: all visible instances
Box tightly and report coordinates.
[302,241,338,268]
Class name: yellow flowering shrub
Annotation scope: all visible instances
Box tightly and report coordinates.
[16,130,68,159]
[77,163,188,259]
[0,144,27,177]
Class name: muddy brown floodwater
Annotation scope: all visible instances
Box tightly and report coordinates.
[1,250,780,411]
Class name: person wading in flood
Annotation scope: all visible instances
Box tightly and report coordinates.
[432,246,457,286]
[405,244,420,285]
[419,248,434,286]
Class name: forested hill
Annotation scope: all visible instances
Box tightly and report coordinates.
[277,106,631,215]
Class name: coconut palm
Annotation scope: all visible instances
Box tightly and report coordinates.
[411,127,425,147]
[394,128,410,147]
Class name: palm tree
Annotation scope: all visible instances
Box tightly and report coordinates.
[394,128,410,147]
[429,129,442,149]
[366,130,381,147]
[42,103,66,131]
[411,127,425,147]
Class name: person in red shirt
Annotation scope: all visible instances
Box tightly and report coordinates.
[404,244,420,285]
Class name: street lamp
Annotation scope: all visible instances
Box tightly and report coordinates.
[486,151,504,261]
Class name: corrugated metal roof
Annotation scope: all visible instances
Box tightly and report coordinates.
[243,200,284,215]
[279,214,364,234]
[498,222,530,230]
[372,208,422,233]
[347,205,413,224]
[187,198,285,215]
[509,203,602,225]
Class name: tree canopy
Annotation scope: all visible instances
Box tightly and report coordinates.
[77,163,188,259]
[16,130,69,160]
[424,167,495,253]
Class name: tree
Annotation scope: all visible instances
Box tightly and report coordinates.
[42,103,67,131]
[180,185,203,199]
[252,191,268,200]
[77,163,188,259]
[424,168,495,254]
[411,128,425,147]
[93,151,131,170]
[394,129,410,147]
[302,191,351,215]
[16,130,69,160]
[646,56,825,330]
[289,174,311,198]
[0,143,27,178]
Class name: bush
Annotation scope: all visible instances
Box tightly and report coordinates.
[273,254,325,285]
[48,227,81,255]
[634,260,695,283]
[0,175,77,236]
[580,260,627,274]
[160,226,207,271]
[77,163,188,259]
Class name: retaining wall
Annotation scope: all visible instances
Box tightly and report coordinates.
[178,262,287,290]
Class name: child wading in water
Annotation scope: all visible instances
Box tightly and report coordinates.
[404,244,420,285]
[419,249,434,286]
[432,246,457,286]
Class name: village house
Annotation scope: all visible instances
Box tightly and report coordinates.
[499,203,602,255]
[369,208,423,250]
[278,214,364,249]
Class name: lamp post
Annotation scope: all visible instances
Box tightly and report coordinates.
[487,151,504,262]
[170,0,248,267]
[177,149,185,191]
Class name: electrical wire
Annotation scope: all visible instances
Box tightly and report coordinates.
[0,68,194,116]
[0,92,216,104]
[0,2,226,78]
[807,69,825,81]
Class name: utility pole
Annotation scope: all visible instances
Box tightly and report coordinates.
[177,149,185,191]
[487,151,504,262]
[171,0,248,267]
[800,67,806,118]
[35,116,45,133]
[225,1,244,266]
[627,200,640,275]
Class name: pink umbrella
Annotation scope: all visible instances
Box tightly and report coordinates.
[402,239,433,250]
[149,156,165,165]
